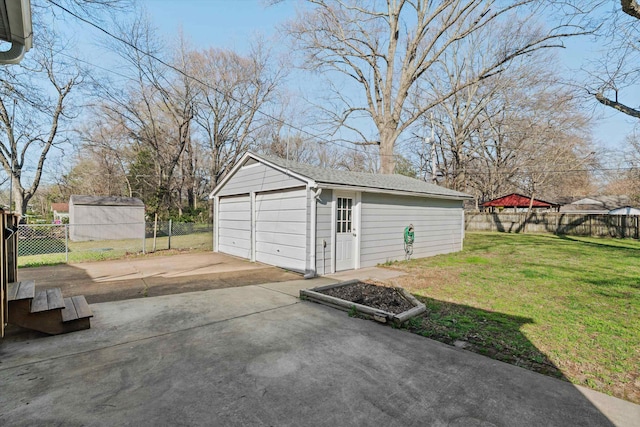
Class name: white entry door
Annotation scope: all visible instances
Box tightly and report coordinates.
[335,194,356,271]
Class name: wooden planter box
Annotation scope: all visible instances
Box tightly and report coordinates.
[300,279,426,324]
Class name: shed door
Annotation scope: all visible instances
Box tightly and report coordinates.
[255,188,307,272]
[218,195,251,259]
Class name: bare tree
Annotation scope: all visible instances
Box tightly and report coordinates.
[68,114,135,198]
[0,29,81,217]
[97,16,196,217]
[287,0,586,174]
[190,41,284,187]
[0,0,133,218]
[603,130,640,203]
[425,56,595,208]
[577,1,640,118]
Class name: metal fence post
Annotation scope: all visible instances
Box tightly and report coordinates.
[168,219,172,250]
[65,224,69,263]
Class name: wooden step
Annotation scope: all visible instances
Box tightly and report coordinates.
[8,292,93,335]
[30,288,65,313]
[61,296,93,322]
[7,280,35,301]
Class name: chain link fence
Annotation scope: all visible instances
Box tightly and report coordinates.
[18,221,213,267]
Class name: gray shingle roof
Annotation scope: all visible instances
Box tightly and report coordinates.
[259,154,471,199]
[70,195,144,207]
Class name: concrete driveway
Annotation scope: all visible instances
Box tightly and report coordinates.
[1,279,637,426]
[19,252,301,303]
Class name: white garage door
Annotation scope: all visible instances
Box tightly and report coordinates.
[218,195,251,259]
[255,188,307,272]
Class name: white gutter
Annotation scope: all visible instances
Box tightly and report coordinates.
[319,184,472,201]
[212,196,219,252]
[303,186,322,279]
[0,0,32,65]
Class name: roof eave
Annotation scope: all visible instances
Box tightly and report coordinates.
[319,183,472,200]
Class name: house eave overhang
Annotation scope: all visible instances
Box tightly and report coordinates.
[319,183,473,201]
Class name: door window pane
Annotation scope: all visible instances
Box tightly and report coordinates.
[337,197,353,234]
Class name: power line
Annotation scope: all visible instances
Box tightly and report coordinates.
[451,166,638,175]
[46,0,383,157]
[45,0,637,173]
[58,51,132,81]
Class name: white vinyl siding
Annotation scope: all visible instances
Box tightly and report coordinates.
[255,188,307,272]
[218,161,305,197]
[69,205,144,242]
[359,193,463,267]
[218,195,251,259]
[315,190,333,275]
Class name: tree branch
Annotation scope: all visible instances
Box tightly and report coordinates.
[621,0,640,19]
[595,92,640,118]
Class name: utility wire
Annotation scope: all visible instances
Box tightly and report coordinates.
[58,52,636,176]
[440,166,638,175]
[46,0,383,157]
[45,0,640,175]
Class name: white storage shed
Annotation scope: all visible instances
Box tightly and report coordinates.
[69,195,145,242]
[210,152,471,277]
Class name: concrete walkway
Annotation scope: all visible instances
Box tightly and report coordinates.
[1,279,638,426]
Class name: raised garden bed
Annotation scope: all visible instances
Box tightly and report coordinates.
[300,279,426,324]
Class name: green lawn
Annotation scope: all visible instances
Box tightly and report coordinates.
[390,232,640,403]
[18,232,212,267]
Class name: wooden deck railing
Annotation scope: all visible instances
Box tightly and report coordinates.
[1,209,19,338]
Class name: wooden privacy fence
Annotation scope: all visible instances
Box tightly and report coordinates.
[1,209,19,338]
[465,212,640,239]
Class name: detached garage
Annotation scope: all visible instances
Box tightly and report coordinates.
[210,152,471,276]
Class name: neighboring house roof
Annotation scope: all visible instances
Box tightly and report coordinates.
[482,193,557,208]
[50,203,69,213]
[70,195,144,207]
[571,197,603,206]
[609,206,640,215]
[559,195,632,213]
[560,204,608,213]
[212,152,472,200]
[572,195,631,210]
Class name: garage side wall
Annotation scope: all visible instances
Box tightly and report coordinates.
[314,189,333,275]
[217,162,305,196]
[360,193,463,267]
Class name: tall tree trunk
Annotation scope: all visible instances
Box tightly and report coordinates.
[379,126,396,174]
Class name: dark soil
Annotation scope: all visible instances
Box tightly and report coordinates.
[319,281,414,314]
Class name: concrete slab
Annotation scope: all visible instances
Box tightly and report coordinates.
[326,266,407,282]
[0,286,297,370]
[1,285,638,426]
[19,252,301,303]
[259,277,337,297]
